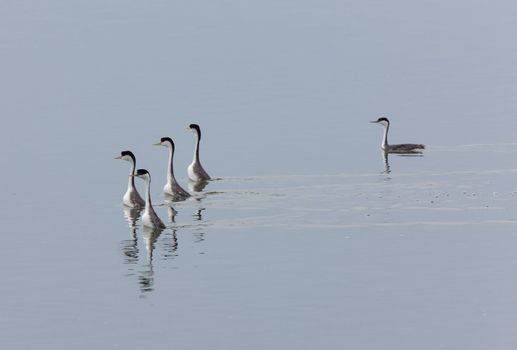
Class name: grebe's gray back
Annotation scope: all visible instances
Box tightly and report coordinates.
[132,169,166,230]
[371,117,425,153]
[187,123,211,182]
[155,137,191,200]
[115,150,145,208]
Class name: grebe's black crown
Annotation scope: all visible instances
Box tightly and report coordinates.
[120,150,135,161]
[377,117,390,123]
[189,123,201,138]
[160,137,174,145]
[135,169,149,176]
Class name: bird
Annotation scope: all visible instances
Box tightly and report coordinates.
[115,150,145,208]
[187,123,211,182]
[132,169,166,230]
[370,117,425,153]
[154,137,191,200]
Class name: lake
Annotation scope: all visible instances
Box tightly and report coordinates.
[1,1,517,349]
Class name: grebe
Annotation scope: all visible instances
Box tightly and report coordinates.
[132,169,166,230]
[115,150,145,208]
[371,117,425,153]
[155,137,191,200]
[187,123,211,182]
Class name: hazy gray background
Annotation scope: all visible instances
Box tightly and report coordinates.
[2,0,517,178]
[1,1,517,349]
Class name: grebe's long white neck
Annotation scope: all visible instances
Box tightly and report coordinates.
[165,142,176,184]
[128,157,137,189]
[143,173,152,209]
[381,121,389,150]
[193,127,201,163]
[371,117,390,150]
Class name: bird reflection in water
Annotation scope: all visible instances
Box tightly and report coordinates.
[192,208,206,244]
[167,205,178,223]
[120,202,186,295]
[119,195,211,294]
[379,150,423,175]
[193,230,205,244]
[123,206,141,228]
[162,229,179,260]
[138,226,163,294]
[382,151,391,175]
[193,208,205,221]
[120,207,141,264]
[162,205,179,260]
[188,180,209,193]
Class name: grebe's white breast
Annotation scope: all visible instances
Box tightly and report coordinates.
[122,189,144,209]
[187,162,210,182]
[141,209,165,230]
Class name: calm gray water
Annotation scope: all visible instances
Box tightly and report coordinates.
[2,1,517,349]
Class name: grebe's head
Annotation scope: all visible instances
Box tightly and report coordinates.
[132,168,151,180]
[155,137,174,149]
[115,150,136,163]
[370,117,390,127]
[188,123,201,137]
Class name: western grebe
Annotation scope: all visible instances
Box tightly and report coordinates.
[115,150,145,208]
[187,123,211,182]
[371,117,425,153]
[155,137,191,200]
[132,169,166,230]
